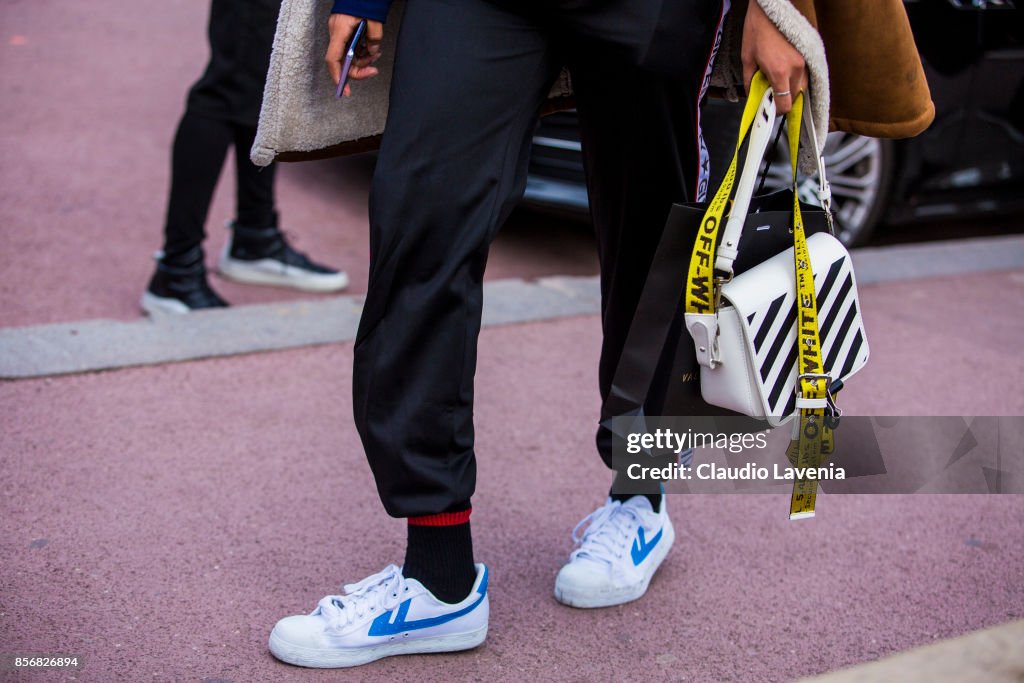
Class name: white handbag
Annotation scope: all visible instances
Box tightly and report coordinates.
[684,74,869,428]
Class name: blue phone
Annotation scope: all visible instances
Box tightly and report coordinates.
[336,20,368,98]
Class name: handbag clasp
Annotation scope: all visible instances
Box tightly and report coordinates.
[713,272,732,311]
[684,312,721,369]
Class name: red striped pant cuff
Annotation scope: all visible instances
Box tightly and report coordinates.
[408,508,472,526]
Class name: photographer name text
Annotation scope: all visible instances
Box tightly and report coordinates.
[626,462,846,481]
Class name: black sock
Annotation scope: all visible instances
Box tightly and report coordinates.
[402,509,476,604]
[609,491,662,513]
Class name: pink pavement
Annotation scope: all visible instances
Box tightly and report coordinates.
[0,0,598,328]
[2,267,1024,681]
[3,0,1024,680]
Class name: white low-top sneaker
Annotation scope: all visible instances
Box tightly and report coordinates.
[269,563,488,668]
[554,495,674,608]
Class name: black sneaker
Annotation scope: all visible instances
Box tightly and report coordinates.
[141,250,228,315]
[217,221,349,293]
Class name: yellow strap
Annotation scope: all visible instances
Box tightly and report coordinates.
[785,93,829,520]
[681,74,830,518]
[684,72,772,316]
[786,425,834,465]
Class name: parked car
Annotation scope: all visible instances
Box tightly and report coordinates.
[524,0,1024,246]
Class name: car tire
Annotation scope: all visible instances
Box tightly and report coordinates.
[758,128,895,247]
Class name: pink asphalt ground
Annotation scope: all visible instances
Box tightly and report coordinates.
[0,0,598,328]
[3,1,1024,681]
[3,271,1024,682]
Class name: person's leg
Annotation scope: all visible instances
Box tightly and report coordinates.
[553,0,729,608]
[568,0,730,471]
[355,0,560,599]
[269,0,559,668]
[140,110,234,315]
[357,3,558,523]
[157,0,255,268]
[215,124,350,292]
[161,111,234,263]
[142,0,266,315]
[232,124,277,229]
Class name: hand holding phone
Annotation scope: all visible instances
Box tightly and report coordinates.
[325,15,383,98]
[336,19,367,98]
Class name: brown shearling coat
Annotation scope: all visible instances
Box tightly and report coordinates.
[786,0,934,137]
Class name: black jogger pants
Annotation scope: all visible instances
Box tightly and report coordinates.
[354,0,728,517]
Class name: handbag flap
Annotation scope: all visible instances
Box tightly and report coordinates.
[721,232,870,421]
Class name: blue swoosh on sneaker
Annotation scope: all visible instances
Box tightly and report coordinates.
[631,526,663,566]
[367,567,488,637]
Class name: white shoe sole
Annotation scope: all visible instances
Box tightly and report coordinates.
[554,517,675,609]
[217,254,349,293]
[139,292,191,315]
[268,624,487,668]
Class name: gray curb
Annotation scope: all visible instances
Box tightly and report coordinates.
[0,276,601,380]
[1,234,1021,379]
[850,233,1024,284]
[795,619,1024,683]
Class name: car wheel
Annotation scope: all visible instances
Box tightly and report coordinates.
[757,127,895,247]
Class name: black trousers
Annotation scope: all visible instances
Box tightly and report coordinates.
[355,0,727,517]
[162,0,281,262]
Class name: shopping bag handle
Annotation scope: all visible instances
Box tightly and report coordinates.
[714,84,831,275]
[801,98,832,227]
[685,71,831,318]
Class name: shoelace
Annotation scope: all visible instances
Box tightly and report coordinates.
[315,564,410,628]
[570,500,642,566]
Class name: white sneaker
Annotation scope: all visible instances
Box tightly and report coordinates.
[269,563,489,668]
[554,495,674,608]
